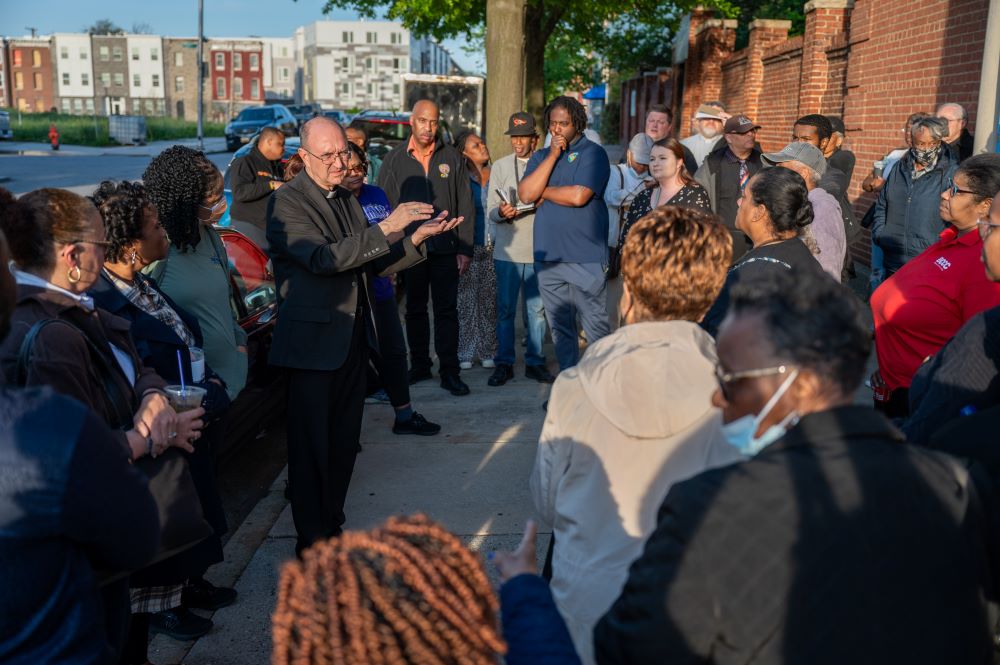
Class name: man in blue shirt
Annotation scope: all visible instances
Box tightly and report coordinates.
[519,96,612,371]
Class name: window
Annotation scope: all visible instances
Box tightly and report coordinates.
[101,72,111,86]
[62,72,70,85]
[81,73,89,86]
[393,57,400,71]
[34,50,42,67]
[156,99,165,115]
[366,32,377,44]
[114,72,124,86]
[391,32,401,44]
[280,46,288,57]
[393,83,400,95]
[341,81,350,95]
[215,53,225,70]
[367,82,373,95]
[250,79,259,99]
[14,72,23,90]
[152,74,160,87]
[61,98,71,113]
[340,56,349,71]
[85,98,94,113]
[278,66,290,82]
[133,74,141,87]
[175,75,184,92]
[151,48,159,61]
[133,98,141,113]
[34,73,43,90]
[365,56,374,72]
[100,46,109,61]
[249,53,259,71]
[145,99,154,114]
[216,77,225,97]
[342,31,353,43]
[233,53,242,70]
[175,51,183,67]
[60,46,68,59]
[73,98,82,113]
[12,50,22,66]
[113,46,122,61]
[78,48,86,61]
[132,47,139,60]
[233,78,243,98]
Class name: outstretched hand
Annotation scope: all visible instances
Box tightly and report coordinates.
[492,519,538,583]
[411,211,464,246]
[381,201,436,235]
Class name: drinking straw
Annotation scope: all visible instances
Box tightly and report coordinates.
[176,350,186,391]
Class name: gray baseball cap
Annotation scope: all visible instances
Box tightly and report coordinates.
[628,133,654,165]
[761,142,827,176]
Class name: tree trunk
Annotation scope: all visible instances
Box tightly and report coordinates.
[485,0,527,161]
[524,2,547,123]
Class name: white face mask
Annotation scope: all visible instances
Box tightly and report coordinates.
[721,369,800,457]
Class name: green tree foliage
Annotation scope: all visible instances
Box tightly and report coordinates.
[83,19,125,36]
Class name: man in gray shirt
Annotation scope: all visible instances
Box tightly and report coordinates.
[485,112,555,386]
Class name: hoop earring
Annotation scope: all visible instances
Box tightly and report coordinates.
[67,265,82,284]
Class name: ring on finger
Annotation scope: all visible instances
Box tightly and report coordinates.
[169,431,178,439]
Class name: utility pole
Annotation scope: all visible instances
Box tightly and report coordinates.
[25,27,37,38]
[196,0,204,151]
[485,0,527,161]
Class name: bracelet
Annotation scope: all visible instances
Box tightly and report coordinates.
[147,436,154,459]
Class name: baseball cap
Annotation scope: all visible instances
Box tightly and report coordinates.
[724,114,761,134]
[505,112,537,136]
[761,142,827,176]
[694,104,724,120]
[628,133,654,165]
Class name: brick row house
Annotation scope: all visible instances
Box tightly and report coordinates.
[207,40,265,122]
[3,37,55,112]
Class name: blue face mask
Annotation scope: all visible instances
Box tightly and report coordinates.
[721,369,800,457]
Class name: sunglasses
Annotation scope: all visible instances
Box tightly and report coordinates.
[715,364,792,401]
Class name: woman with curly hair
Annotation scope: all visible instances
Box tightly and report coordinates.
[141,146,248,399]
[272,513,507,665]
[88,180,237,657]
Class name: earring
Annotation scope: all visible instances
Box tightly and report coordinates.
[67,265,82,284]
[130,250,138,265]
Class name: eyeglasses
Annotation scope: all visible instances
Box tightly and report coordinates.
[715,364,793,400]
[301,146,351,165]
[345,163,367,175]
[978,217,1000,239]
[948,183,977,197]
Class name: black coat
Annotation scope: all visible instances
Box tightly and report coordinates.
[266,170,426,371]
[230,145,284,229]
[594,406,997,665]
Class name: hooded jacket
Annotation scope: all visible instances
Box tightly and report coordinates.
[530,320,740,665]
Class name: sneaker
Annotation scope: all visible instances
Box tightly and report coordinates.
[459,361,474,370]
[440,373,471,396]
[525,365,556,384]
[408,368,433,385]
[488,363,514,387]
[182,577,237,611]
[149,608,214,641]
[365,389,391,405]
[481,359,496,368]
[392,411,442,436]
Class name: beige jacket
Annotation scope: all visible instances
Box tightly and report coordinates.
[529,320,741,664]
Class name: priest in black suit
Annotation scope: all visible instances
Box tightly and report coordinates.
[266,116,463,554]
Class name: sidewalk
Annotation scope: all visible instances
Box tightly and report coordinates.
[0,136,228,157]
[149,363,553,665]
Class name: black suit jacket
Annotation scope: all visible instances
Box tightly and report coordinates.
[595,406,997,664]
[266,170,426,371]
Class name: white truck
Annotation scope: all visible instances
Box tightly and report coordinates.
[401,73,485,137]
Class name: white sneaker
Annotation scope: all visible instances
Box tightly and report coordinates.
[481,359,496,368]
[459,361,473,370]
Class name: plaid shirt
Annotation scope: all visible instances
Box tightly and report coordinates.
[130,584,183,614]
[103,269,197,348]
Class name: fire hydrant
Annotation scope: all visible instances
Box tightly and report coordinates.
[48,123,60,151]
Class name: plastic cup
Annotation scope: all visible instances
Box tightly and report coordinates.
[164,385,207,413]
[189,347,206,383]
[873,160,886,178]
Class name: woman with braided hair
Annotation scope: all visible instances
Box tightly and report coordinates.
[272,514,507,665]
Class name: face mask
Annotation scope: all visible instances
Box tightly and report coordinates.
[721,369,800,457]
[911,145,940,167]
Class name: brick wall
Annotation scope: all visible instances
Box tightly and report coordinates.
[756,37,804,151]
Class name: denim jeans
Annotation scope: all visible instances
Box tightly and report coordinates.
[494,259,547,367]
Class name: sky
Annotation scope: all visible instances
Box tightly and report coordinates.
[0,0,484,73]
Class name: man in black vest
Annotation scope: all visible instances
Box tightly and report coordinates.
[694,114,763,260]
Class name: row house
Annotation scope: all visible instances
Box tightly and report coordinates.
[207,39,264,122]
[4,36,55,112]
[52,33,95,115]
[163,38,201,121]
[88,34,165,116]
[126,35,166,116]
[262,37,295,102]
[90,35,129,114]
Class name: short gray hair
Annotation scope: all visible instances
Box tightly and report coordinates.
[805,167,823,187]
[910,116,948,142]
[937,102,967,120]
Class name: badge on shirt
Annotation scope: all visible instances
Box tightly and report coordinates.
[568,152,579,163]
[439,164,450,178]
[256,170,272,177]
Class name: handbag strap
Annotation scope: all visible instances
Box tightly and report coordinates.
[17,317,135,430]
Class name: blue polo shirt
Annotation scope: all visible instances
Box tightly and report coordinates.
[525,135,610,263]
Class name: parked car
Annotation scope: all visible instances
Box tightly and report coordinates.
[0,111,12,140]
[225,105,298,152]
[216,225,285,459]
[287,103,323,127]
[219,134,301,228]
[350,110,453,159]
[323,109,351,125]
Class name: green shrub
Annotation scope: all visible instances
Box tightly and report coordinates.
[2,109,224,146]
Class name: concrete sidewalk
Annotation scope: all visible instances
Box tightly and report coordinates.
[0,136,228,157]
[149,362,553,665]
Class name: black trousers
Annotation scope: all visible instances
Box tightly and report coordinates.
[404,251,460,376]
[373,296,411,408]
[285,317,368,555]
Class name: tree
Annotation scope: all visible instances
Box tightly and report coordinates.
[130,22,155,34]
[485,0,526,161]
[84,19,124,35]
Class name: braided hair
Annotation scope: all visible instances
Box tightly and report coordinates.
[543,96,588,137]
[91,180,151,264]
[142,145,221,252]
[272,514,507,665]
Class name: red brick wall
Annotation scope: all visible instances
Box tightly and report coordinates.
[756,37,804,152]
[720,51,748,115]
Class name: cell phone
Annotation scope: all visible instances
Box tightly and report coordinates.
[496,188,512,205]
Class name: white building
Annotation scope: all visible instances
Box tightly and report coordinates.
[52,33,95,114]
[409,36,455,75]
[261,37,296,101]
[126,35,166,116]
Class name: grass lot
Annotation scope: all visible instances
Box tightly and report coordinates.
[1,110,224,146]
